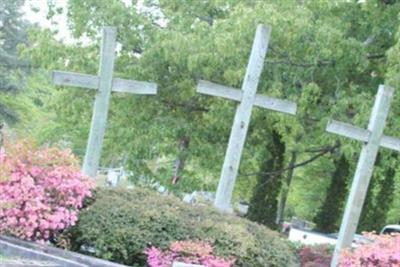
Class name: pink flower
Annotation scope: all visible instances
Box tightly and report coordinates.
[145,241,235,267]
[339,233,400,267]
[0,140,94,242]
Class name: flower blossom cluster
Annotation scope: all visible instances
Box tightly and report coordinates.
[0,140,94,241]
[340,233,400,267]
[146,240,235,267]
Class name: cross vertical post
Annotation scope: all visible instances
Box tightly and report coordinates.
[82,27,117,177]
[327,85,397,266]
[196,24,297,212]
[52,27,157,178]
[214,25,270,211]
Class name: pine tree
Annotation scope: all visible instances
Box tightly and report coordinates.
[247,130,285,229]
[358,153,397,232]
[314,155,350,233]
[0,0,29,123]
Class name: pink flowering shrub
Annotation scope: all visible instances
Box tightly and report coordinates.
[340,233,400,267]
[298,244,332,267]
[146,240,236,267]
[0,140,94,241]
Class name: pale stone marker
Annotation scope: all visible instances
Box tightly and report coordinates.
[172,262,204,267]
[326,85,400,266]
[52,27,157,177]
[106,168,120,187]
[196,24,297,212]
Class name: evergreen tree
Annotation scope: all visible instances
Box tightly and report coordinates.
[359,153,397,231]
[314,155,350,233]
[247,130,285,229]
[0,0,29,123]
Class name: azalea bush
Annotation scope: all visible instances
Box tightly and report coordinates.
[146,240,235,267]
[0,140,94,241]
[298,244,332,267]
[69,187,296,266]
[340,233,400,267]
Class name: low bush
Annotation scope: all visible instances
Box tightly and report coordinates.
[298,244,332,267]
[339,233,400,267]
[0,140,94,242]
[69,187,296,267]
[146,240,235,267]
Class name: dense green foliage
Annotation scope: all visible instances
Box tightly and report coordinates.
[2,0,400,233]
[0,0,28,123]
[358,153,398,231]
[69,188,296,267]
[247,130,285,229]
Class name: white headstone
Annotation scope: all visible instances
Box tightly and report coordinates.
[106,169,119,187]
[172,262,204,267]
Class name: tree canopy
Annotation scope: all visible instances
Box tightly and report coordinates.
[7,0,400,231]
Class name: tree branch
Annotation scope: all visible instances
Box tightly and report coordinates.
[160,99,209,113]
[266,59,334,68]
[240,142,340,178]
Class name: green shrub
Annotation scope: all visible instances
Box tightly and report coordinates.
[68,187,296,267]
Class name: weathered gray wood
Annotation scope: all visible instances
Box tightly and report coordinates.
[82,27,117,177]
[197,24,298,212]
[197,80,243,101]
[254,94,297,115]
[214,24,271,211]
[381,135,400,152]
[52,72,157,95]
[52,26,158,177]
[327,120,400,152]
[112,78,157,94]
[330,85,395,267]
[197,80,297,115]
[326,120,370,143]
[52,71,98,90]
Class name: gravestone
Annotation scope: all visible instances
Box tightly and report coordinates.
[197,24,297,212]
[106,168,120,187]
[326,85,400,266]
[52,26,157,177]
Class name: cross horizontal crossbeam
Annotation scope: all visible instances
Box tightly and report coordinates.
[196,25,298,212]
[328,85,398,267]
[326,120,400,152]
[53,71,157,95]
[197,80,297,115]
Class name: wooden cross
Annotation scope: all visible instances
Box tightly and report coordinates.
[326,85,399,266]
[52,27,157,177]
[196,24,297,212]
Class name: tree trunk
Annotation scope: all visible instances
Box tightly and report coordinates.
[171,136,190,184]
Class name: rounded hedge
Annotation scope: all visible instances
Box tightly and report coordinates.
[68,187,296,266]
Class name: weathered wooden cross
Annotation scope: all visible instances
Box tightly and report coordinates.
[326,85,400,266]
[196,24,297,212]
[52,27,157,177]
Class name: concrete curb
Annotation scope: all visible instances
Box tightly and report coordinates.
[0,236,129,267]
